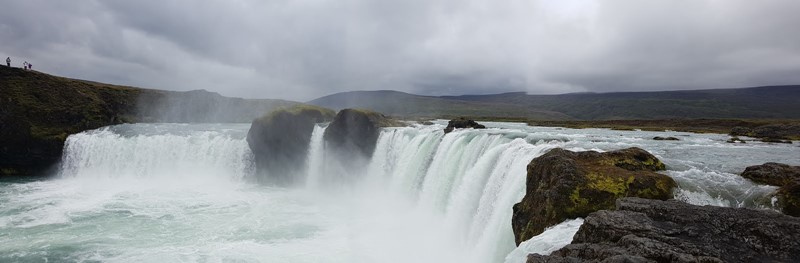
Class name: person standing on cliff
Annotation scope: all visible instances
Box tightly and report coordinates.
[5,57,9,67]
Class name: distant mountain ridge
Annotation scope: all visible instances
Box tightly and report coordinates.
[310,86,800,120]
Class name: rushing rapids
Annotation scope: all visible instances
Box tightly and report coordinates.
[1,121,799,262]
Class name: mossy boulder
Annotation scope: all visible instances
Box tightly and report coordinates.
[511,147,676,245]
[444,118,486,134]
[246,105,335,185]
[740,163,800,217]
[323,108,403,158]
[778,181,800,217]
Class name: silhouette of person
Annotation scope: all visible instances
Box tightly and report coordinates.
[5,57,9,67]
[28,63,32,70]
[23,61,28,70]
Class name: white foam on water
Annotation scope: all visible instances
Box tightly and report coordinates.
[504,218,585,263]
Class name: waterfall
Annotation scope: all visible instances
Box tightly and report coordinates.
[59,124,254,181]
[365,125,565,262]
[305,124,327,188]
[17,121,797,263]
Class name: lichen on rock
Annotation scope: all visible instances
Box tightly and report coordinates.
[511,147,675,245]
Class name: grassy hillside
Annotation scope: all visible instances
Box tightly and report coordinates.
[0,67,298,176]
[309,90,571,120]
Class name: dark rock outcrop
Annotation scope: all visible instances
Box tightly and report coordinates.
[247,105,335,185]
[761,138,792,144]
[726,137,746,143]
[740,162,800,217]
[444,118,486,134]
[322,109,403,178]
[730,124,800,141]
[528,197,800,263]
[741,162,800,187]
[512,147,676,245]
[323,109,402,159]
[653,136,679,141]
[778,181,800,217]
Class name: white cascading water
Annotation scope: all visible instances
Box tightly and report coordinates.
[60,124,254,181]
[2,121,798,262]
[362,125,563,262]
[305,124,327,188]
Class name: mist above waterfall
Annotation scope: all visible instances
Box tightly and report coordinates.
[135,89,297,123]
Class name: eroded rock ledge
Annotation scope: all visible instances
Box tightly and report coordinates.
[444,118,486,134]
[512,147,675,245]
[529,197,800,263]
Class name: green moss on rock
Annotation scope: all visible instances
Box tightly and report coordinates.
[1,66,144,176]
[511,147,676,245]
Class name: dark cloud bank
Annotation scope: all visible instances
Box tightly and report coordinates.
[1,0,799,101]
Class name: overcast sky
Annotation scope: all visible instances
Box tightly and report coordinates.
[2,0,799,101]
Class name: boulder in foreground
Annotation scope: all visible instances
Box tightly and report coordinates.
[740,162,800,187]
[529,197,800,263]
[512,147,675,245]
[740,162,800,217]
[246,105,334,185]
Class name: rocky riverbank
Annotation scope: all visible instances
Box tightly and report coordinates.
[528,197,800,262]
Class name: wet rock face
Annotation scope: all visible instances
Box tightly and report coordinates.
[246,106,334,185]
[652,136,679,141]
[511,147,675,245]
[741,162,800,187]
[740,162,800,217]
[528,197,800,263]
[778,181,800,217]
[323,109,384,159]
[322,109,403,176]
[444,118,486,133]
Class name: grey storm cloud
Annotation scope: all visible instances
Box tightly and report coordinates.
[1,0,800,101]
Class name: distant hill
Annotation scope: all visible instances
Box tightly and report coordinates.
[308,90,572,120]
[311,86,800,120]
